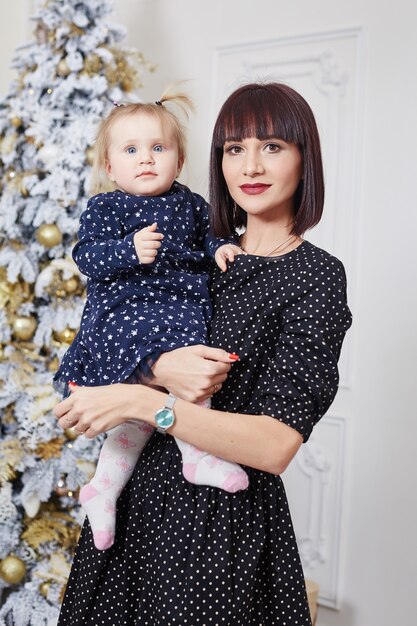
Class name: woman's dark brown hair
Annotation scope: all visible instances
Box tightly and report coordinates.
[209,82,324,237]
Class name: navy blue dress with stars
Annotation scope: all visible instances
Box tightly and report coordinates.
[54,182,227,390]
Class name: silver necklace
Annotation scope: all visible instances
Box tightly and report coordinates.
[239,233,297,257]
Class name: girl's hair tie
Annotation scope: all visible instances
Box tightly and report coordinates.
[113,101,124,107]
[155,100,163,106]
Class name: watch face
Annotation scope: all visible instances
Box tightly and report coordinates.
[155,407,174,430]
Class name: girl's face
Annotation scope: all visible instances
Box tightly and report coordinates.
[222,137,303,222]
[105,112,182,196]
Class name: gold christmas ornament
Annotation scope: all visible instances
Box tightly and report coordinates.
[20,182,29,197]
[36,437,66,460]
[39,580,51,598]
[10,116,23,128]
[0,555,27,585]
[48,356,60,371]
[64,276,80,294]
[121,77,134,92]
[53,327,76,343]
[84,54,102,74]
[85,146,94,165]
[2,133,17,155]
[36,223,63,248]
[56,58,70,77]
[64,427,80,441]
[12,315,37,341]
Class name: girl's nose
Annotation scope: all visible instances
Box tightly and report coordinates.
[139,150,154,164]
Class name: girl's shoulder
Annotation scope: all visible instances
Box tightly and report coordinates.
[172,181,208,211]
[87,190,130,206]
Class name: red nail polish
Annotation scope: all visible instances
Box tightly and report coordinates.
[228,353,239,361]
[68,381,77,387]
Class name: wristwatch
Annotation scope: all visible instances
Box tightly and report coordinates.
[155,392,177,434]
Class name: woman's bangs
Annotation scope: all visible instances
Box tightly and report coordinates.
[219,92,300,145]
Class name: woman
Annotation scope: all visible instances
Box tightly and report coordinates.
[54,81,352,625]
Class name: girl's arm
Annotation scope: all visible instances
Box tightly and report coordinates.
[53,381,303,475]
[73,195,141,280]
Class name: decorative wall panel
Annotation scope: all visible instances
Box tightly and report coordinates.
[283,414,347,608]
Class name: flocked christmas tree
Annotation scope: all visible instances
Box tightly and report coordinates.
[0,0,153,622]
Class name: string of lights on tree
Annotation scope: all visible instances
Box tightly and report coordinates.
[0,1,153,622]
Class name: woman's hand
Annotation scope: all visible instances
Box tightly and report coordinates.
[53,383,139,438]
[151,345,238,402]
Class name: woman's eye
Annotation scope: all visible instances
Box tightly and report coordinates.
[225,145,243,155]
[153,145,163,153]
[126,146,137,154]
[264,143,281,153]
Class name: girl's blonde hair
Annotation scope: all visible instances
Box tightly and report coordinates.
[90,85,194,195]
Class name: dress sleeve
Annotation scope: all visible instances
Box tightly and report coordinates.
[72,195,140,280]
[261,258,352,441]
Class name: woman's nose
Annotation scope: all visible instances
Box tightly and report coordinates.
[243,153,264,176]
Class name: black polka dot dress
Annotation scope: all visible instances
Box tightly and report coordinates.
[57,241,352,626]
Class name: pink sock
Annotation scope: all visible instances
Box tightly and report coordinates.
[176,439,249,493]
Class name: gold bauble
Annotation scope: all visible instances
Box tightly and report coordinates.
[12,315,37,341]
[84,54,101,74]
[64,427,79,441]
[0,555,27,585]
[53,327,76,343]
[48,357,60,371]
[10,116,23,128]
[85,146,94,165]
[36,224,63,248]
[121,77,133,92]
[56,58,70,77]
[20,180,29,198]
[64,277,79,294]
[39,580,51,598]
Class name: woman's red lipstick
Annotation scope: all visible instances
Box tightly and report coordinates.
[239,183,270,195]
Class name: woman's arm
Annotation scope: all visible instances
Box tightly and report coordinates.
[150,345,235,402]
[53,382,302,475]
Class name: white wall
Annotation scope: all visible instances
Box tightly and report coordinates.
[2,2,416,625]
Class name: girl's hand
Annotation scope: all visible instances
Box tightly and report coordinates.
[151,345,239,402]
[53,383,138,438]
[214,244,243,272]
[134,222,164,264]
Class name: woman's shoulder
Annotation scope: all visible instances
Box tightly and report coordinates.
[297,240,347,282]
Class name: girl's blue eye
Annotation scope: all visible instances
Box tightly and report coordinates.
[126,146,137,154]
[153,145,163,153]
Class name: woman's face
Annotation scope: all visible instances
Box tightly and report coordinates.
[222,137,303,221]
